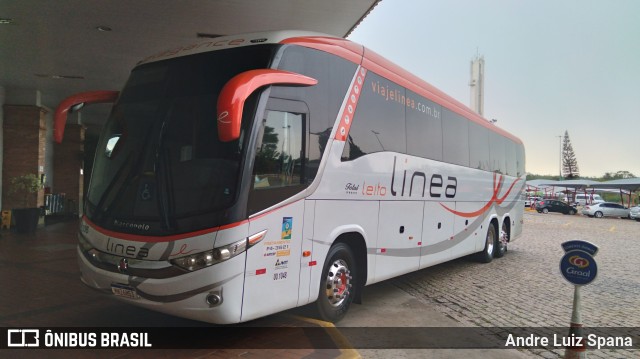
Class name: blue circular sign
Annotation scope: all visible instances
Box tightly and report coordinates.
[560,250,597,286]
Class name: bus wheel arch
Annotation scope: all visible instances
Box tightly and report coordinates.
[316,232,366,322]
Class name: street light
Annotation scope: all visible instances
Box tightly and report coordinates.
[558,135,562,180]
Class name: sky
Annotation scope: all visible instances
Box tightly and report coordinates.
[348,0,640,178]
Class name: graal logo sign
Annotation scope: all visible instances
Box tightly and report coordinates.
[8,329,40,347]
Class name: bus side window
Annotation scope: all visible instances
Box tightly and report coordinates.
[248,98,309,215]
[253,110,304,189]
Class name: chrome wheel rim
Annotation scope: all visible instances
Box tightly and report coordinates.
[486,229,494,255]
[325,259,352,307]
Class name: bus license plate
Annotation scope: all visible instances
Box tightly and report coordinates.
[111,284,138,299]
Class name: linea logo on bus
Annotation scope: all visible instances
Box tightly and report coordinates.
[569,255,589,269]
[354,156,457,198]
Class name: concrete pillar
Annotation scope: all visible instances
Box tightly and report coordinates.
[53,124,85,216]
[0,85,4,210]
[2,105,47,209]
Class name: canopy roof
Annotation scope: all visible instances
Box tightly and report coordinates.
[588,178,640,192]
[526,178,640,192]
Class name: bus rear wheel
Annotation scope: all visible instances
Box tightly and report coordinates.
[316,243,356,323]
[494,222,508,259]
[476,223,496,263]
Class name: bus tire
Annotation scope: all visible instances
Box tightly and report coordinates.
[495,222,508,259]
[316,243,356,323]
[476,223,496,263]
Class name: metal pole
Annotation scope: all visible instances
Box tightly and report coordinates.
[558,135,563,180]
[564,285,586,359]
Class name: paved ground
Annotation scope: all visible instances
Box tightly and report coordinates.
[0,210,638,358]
[391,210,640,358]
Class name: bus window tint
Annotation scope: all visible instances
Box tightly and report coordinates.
[490,131,506,174]
[248,108,308,215]
[516,143,526,177]
[505,139,517,176]
[274,46,357,179]
[468,122,490,171]
[442,109,469,167]
[253,110,304,189]
[406,91,442,161]
[342,71,406,160]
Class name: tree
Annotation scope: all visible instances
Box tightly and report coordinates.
[9,173,41,208]
[254,125,280,173]
[603,171,636,180]
[562,130,580,179]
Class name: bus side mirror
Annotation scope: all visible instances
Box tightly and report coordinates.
[54,91,119,143]
[217,69,317,142]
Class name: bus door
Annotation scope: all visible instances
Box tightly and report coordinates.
[241,98,310,321]
[242,202,305,321]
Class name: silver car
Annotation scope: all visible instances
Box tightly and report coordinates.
[581,202,630,218]
[630,206,640,221]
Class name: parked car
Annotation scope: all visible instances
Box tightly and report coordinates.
[581,202,630,218]
[573,194,605,206]
[630,206,640,221]
[536,200,577,215]
[525,196,543,207]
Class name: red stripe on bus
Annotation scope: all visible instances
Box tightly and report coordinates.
[280,36,364,65]
[82,199,302,243]
[440,174,522,218]
[82,216,224,243]
[335,67,367,141]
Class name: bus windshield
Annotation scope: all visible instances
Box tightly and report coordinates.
[86,45,277,235]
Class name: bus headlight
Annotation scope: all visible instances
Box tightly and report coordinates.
[171,238,248,272]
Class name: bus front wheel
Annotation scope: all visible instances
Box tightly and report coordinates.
[316,243,356,323]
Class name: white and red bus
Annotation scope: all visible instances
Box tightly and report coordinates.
[55,31,526,324]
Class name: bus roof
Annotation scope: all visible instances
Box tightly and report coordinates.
[139,30,522,145]
[137,30,330,65]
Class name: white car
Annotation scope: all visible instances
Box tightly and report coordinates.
[573,193,604,206]
[630,206,640,221]
[525,196,542,207]
[581,202,630,219]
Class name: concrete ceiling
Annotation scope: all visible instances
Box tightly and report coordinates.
[0,0,380,131]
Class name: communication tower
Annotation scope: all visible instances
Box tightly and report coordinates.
[469,53,484,116]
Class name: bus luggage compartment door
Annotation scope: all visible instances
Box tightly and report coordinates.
[241,201,305,322]
[374,201,423,282]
